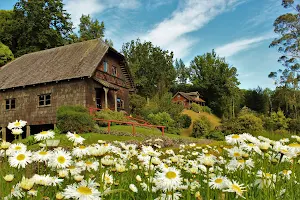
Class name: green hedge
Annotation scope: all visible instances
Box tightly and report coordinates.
[57,105,95,133]
[192,116,212,138]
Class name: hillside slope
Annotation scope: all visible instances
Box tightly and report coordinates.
[181,109,221,136]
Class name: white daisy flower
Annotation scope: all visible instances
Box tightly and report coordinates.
[225,134,245,145]
[34,130,55,141]
[63,179,101,200]
[66,132,85,144]
[8,120,27,130]
[72,145,90,158]
[49,149,72,169]
[223,180,246,198]
[154,167,182,191]
[32,150,52,162]
[8,151,32,168]
[209,176,229,190]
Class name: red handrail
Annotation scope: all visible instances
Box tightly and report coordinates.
[94,118,165,136]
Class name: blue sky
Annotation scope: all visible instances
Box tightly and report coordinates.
[1,0,297,89]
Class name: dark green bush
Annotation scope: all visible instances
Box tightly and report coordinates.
[221,113,264,134]
[176,114,192,128]
[205,131,225,141]
[147,112,175,127]
[94,109,127,127]
[192,116,212,138]
[190,103,212,114]
[191,103,201,112]
[57,105,95,133]
[288,119,300,134]
[129,94,147,115]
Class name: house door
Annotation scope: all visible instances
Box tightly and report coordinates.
[95,88,102,109]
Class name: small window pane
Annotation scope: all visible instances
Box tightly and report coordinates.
[104,61,108,72]
[6,104,10,110]
[11,99,15,109]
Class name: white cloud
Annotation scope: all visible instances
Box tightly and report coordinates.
[64,0,140,27]
[215,33,275,57]
[141,0,246,58]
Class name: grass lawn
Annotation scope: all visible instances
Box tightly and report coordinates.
[181,109,221,136]
[98,125,201,141]
[22,133,143,150]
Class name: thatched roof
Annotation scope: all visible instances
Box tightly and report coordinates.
[176,92,205,103]
[0,39,134,90]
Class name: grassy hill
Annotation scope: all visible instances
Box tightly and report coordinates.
[181,109,221,136]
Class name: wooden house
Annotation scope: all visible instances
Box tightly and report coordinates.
[172,91,205,108]
[0,39,135,140]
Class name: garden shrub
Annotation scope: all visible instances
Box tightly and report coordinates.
[288,119,300,134]
[191,103,201,112]
[237,113,264,133]
[147,112,175,128]
[192,116,212,138]
[57,105,95,133]
[263,109,289,131]
[94,109,127,126]
[221,113,263,134]
[190,103,212,114]
[205,130,225,141]
[129,94,147,115]
[274,129,290,135]
[176,114,192,128]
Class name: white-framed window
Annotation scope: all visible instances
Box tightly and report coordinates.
[5,98,15,110]
[39,94,51,106]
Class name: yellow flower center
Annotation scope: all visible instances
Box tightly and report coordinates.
[57,156,66,164]
[16,154,25,161]
[14,122,21,127]
[74,134,80,138]
[40,131,48,135]
[15,146,22,150]
[289,143,300,148]
[86,161,92,165]
[79,146,86,149]
[77,186,92,195]
[265,173,272,178]
[68,166,75,169]
[39,151,47,155]
[232,135,240,139]
[165,171,177,179]
[215,178,223,184]
[248,143,255,147]
[233,152,241,157]
[232,184,242,194]
[238,159,245,163]
[104,143,109,146]
[283,170,288,174]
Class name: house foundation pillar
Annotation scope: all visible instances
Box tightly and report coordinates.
[1,127,6,141]
[114,91,117,111]
[26,125,31,138]
[104,87,109,109]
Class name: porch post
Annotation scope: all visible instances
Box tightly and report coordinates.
[103,87,109,109]
[26,125,31,138]
[114,91,117,111]
[1,127,6,141]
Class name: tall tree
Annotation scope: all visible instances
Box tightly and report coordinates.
[174,59,190,85]
[190,50,240,118]
[78,14,105,42]
[0,0,73,57]
[122,39,176,97]
[269,0,300,84]
[0,42,14,67]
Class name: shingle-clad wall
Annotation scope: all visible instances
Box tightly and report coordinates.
[0,79,87,126]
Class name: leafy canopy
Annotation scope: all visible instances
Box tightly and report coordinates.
[269,0,300,85]
[122,39,176,97]
[0,42,14,67]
